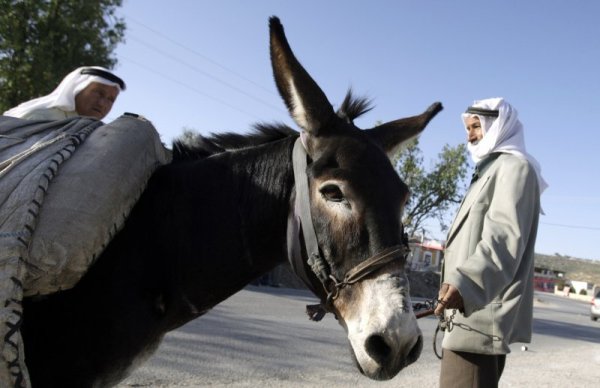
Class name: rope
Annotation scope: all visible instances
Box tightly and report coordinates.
[0,133,69,178]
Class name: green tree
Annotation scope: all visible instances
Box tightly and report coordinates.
[394,138,469,237]
[0,0,125,113]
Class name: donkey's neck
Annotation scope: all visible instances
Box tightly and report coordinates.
[146,136,296,313]
[224,138,296,269]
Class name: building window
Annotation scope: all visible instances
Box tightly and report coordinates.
[423,252,432,267]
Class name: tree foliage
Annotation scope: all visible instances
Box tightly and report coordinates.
[0,0,126,113]
[394,138,469,237]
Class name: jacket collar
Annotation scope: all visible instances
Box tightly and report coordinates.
[445,153,501,246]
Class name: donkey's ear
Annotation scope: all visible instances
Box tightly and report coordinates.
[269,17,334,137]
[366,102,443,158]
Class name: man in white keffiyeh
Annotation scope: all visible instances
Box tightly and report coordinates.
[3,66,126,121]
[462,97,548,194]
[434,98,546,388]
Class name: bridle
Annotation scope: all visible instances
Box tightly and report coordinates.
[287,137,410,321]
[287,136,450,360]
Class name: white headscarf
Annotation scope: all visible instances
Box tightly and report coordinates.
[462,97,548,195]
[3,66,125,118]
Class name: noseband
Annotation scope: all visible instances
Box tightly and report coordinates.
[287,138,410,321]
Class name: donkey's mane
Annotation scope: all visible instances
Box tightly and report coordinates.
[172,123,297,161]
[337,89,374,124]
[172,90,372,162]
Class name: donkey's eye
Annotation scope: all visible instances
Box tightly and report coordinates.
[320,184,345,202]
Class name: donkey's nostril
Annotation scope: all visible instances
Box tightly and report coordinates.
[365,334,391,364]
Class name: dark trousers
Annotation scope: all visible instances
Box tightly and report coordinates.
[439,349,506,388]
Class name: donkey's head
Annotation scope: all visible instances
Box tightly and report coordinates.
[270,17,442,380]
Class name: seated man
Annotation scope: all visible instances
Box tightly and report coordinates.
[3,66,126,121]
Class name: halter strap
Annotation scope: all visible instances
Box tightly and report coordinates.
[292,138,326,281]
[334,245,406,286]
[287,138,330,302]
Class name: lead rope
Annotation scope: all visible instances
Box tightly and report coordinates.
[412,299,456,360]
[432,309,456,359]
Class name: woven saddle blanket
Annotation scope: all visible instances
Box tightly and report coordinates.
[0,113,171,387]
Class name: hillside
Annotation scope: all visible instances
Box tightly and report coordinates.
[263,253,600,296]
[535,253,600,286]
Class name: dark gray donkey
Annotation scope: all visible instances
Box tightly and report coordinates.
[22,17,442,387]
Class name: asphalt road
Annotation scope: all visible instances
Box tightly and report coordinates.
[119,286,600,387]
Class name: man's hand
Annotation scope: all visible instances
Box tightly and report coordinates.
[434,283,464,316]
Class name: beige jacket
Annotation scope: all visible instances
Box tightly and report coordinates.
[441,152,540,354]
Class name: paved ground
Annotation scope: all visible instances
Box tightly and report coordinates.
[119,286,600,387]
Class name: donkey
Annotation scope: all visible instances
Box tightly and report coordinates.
[20,17,442,387]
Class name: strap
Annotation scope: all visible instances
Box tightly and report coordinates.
[292,138,330,283]
[340,245,404,285]
[288,138,331,306]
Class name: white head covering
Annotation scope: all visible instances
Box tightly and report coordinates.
[462,97,548,195]
[3,66,125,118]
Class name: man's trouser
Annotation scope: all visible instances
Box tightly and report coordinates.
[439,349,506,388]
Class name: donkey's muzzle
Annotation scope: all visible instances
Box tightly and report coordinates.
[362,333,423,380]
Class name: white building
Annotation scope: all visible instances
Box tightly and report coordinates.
[408,239,444,272]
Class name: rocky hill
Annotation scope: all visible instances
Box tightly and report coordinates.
[405,254,600,297]
[259,254,600,297]
[535,253,600,285]
[259,262,443,298]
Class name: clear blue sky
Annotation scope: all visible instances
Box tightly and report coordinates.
[108,1,600,261]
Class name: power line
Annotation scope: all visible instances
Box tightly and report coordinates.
[120,54,263,121]
[126,34,285,115]
[124,15,278,96]
[540,222,600,231]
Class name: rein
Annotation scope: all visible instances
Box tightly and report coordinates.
[412,299,459,360]
[287,138,410,321]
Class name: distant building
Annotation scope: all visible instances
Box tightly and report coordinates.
[534,266,564,292]
[408,239,444,273]
[569,280,595,295]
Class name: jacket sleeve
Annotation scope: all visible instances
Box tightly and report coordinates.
[445,157,540,316]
